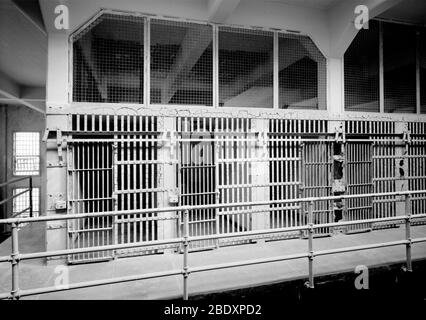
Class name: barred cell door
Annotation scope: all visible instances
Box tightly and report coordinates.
[67,139,114,263]
[301,140,333,236]
[372,137,397,229]
[268,120,303,239]
[67,114,160,263]
[345,142,373,233]
[178,117,217,250]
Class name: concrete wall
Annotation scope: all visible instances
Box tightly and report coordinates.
[0,104,46,235]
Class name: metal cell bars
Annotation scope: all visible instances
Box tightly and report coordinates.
[177,117,216,250]
[72,13,145,103]
[67,138,114,263]
[13,132,40,176]
[150,19,213,105]
[278,34,327,110]
[344,20,380,112]
[408,122,426,224]
[302,140,333,236]
[216,118,254,246]
[114,115,159,257]
[268,119,326,239]
[344,142,374,233]
[345,120,397,229]
[218,27,273,108]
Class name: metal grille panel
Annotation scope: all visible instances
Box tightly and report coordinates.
[150,19,213,105]
[383,22,417,113]
[72,13,145,103]
[67,114,159,263]
[279,34,327,110]
[344,20,379,112]
[219,27,273,108]
[408,122,426,223]
[13,132,40,176]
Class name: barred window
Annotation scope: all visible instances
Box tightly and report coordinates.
[383,22,417,113]
[13,132,40,176]
[344,20,380,112]
[150,19,213,106]
[279,34,327,110]
[219,27,273,108]
[72,13,145,103]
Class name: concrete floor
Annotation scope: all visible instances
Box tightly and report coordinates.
[0,225,425,300]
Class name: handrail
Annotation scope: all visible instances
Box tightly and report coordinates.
[0,190,425,300]
[0,189,425,225]
[0,176,33,219]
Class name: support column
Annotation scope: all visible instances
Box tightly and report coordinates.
[328,57,345,116]
[157,117,178,247]
[395,122,409,217]
[251,118,270,237]
[45,115,68,264]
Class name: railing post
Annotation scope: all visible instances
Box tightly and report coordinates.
[307,201,314,289]
[183,209,189,300]
[29,177,33,218]
[11,222,20,300]
[404,194,412,272]
[308,201,314,289]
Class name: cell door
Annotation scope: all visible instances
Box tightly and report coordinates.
[301,140,333,236]
[345,141,374,233]
[67,114,160,263]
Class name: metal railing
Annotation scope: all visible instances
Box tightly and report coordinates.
[0,189,425,300]
[0,176,34,219]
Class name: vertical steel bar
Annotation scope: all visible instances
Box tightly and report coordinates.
[273,31,279,109]
[11,222,19,299]
[183,209,189,300]
[405,194,412,272]
[29,177,33,218]
[213,24,219,108]
[379,21,384,113]
[307,201,314,289]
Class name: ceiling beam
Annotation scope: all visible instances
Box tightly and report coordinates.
[0,71,45,114]
[11,0,46,36]
[208,0,241,23]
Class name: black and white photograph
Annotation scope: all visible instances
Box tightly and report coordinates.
[0,0,425,315]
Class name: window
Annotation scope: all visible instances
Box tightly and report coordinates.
[13,188,39,220]
[72,13,145,103]
[13,132,40,176]
[383,23,417,113]
[219,27,273,108]
[151,19,213,106]
[279,34,327,110]
[344,20,380,112]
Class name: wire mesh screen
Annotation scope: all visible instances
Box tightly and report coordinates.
[219,27,273,108]
[150,19,213,105]
[421,28,426,114]
[72,13,145,103]
[383,22,416,113]
[344,20,379,112]
[13,132,40,176]
[279,34,326,110]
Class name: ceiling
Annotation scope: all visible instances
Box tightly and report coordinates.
[378,0,426,25]
[0,0,47,87]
